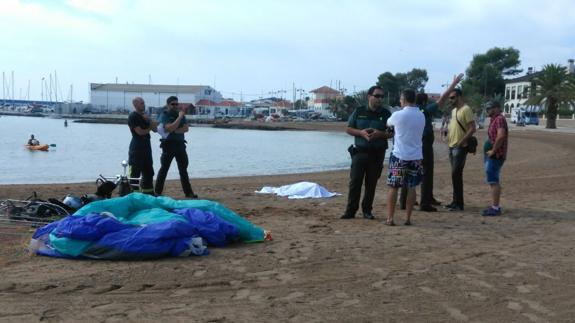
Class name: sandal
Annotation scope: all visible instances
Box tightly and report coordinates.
[404,219,412,226]
[385,219,395,226]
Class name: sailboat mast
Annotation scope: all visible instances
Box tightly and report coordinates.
[54,70,58,103]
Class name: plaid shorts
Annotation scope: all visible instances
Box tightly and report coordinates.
[387,153,423,188]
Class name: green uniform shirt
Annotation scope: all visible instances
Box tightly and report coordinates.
[158,108,187,142]
[347,106,392,150]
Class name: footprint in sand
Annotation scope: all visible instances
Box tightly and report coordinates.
[502,271,518,278]
[460,264,485,275]
[443,305,469,321]
[516,284,536,294]
[455,274,494,290]
[507,301,523,311]
[170,288,192,297]
[535,271,558,280]
[233,289,251,300]
[468,292,487,301]
[522,313,544,323]
[193,270,207,277]
[280,291,305,301]
[419,286,440,296]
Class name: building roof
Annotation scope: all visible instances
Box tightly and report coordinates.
[220,100,241,107]
[272,100,291,108]
[504,72,542,84]
[196,99,217,106]
[90,83,212,93]
[309,86,341,94]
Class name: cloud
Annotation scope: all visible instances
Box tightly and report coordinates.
[1,0,575,102]
[65,0,123,16]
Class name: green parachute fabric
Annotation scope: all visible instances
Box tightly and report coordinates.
[75,193,265,242]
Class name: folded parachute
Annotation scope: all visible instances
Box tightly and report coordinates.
[30,193,266,260]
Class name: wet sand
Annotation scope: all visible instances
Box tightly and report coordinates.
[1,122,574,322]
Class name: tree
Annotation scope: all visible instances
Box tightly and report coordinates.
[377,72,400,106]
[329,97,347,120]
[377,68,428,106]
[353,90,369,108]
[404,68,429,92]
[461,47,522,99]
[294,99,307,110]
[526,64,575,129]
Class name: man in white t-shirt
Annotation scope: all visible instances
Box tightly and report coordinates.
[385,89,425,226]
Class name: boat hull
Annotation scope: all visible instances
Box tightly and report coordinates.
[26,144,49,151]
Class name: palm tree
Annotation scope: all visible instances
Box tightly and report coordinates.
[527,64,575,129]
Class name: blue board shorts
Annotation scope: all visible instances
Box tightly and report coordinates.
[387,154,423,188]
[485,158,505,184]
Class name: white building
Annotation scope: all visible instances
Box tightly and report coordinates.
[308,86,343,117]
[504,59,575,114]
[90,83,223,112]
[503,68,540,114]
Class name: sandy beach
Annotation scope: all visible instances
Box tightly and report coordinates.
[1,121,575,322]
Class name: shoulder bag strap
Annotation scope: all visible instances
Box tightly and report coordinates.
[455,109,467,132]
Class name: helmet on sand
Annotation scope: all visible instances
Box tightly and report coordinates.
[63,195,82,210]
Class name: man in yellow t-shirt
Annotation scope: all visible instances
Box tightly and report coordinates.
[445,88,476,211]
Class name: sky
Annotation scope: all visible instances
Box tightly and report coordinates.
[1,0,574,103]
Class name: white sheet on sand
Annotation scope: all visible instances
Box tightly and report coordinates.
[256,181,341,199]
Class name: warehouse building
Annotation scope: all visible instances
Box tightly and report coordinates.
[90,83,223,112]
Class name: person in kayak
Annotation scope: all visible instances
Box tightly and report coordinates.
[27,134,40,146]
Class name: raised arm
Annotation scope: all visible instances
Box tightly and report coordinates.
[436,73,464,106]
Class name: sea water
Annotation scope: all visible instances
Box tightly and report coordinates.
[0,116,356,184]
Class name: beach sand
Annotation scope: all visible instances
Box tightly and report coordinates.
[1,122,574,322]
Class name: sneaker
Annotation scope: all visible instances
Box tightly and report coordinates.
[419,205,437,212]
[482,207,501,216]
[448,205,464,212]
[362,212,375,220]
[431,198,442,206]
[444,202,457,209]
[185,193,199,199]
[340,214,355,219]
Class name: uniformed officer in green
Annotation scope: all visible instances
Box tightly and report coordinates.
[341,85,393,219]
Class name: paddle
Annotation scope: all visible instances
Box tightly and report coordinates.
[49,144,57,147]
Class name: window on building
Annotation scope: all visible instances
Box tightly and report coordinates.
[517,85,523,99]
[505,88,510,100]
[511,86,516,100]
[523,86,530,98]
[505,104,509,113]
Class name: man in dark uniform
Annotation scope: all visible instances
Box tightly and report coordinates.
[341,85,393,219]
[399,74,463,211]
[128,97,157,195]
[154,96,198,198]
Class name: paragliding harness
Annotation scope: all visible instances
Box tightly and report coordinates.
[0,192,71,225]
[96,160,141,198]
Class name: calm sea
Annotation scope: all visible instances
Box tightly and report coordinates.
[0,116,356,184]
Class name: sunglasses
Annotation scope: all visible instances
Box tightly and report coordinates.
[170,103,179,106]
[448,96,457,100]
[372,94,384,99]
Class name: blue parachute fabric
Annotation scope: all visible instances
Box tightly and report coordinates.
[81,220,208,259]
[172,208,240,247]
[30,193,264,260]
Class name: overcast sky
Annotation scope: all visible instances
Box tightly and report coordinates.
[1,0,574,103]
